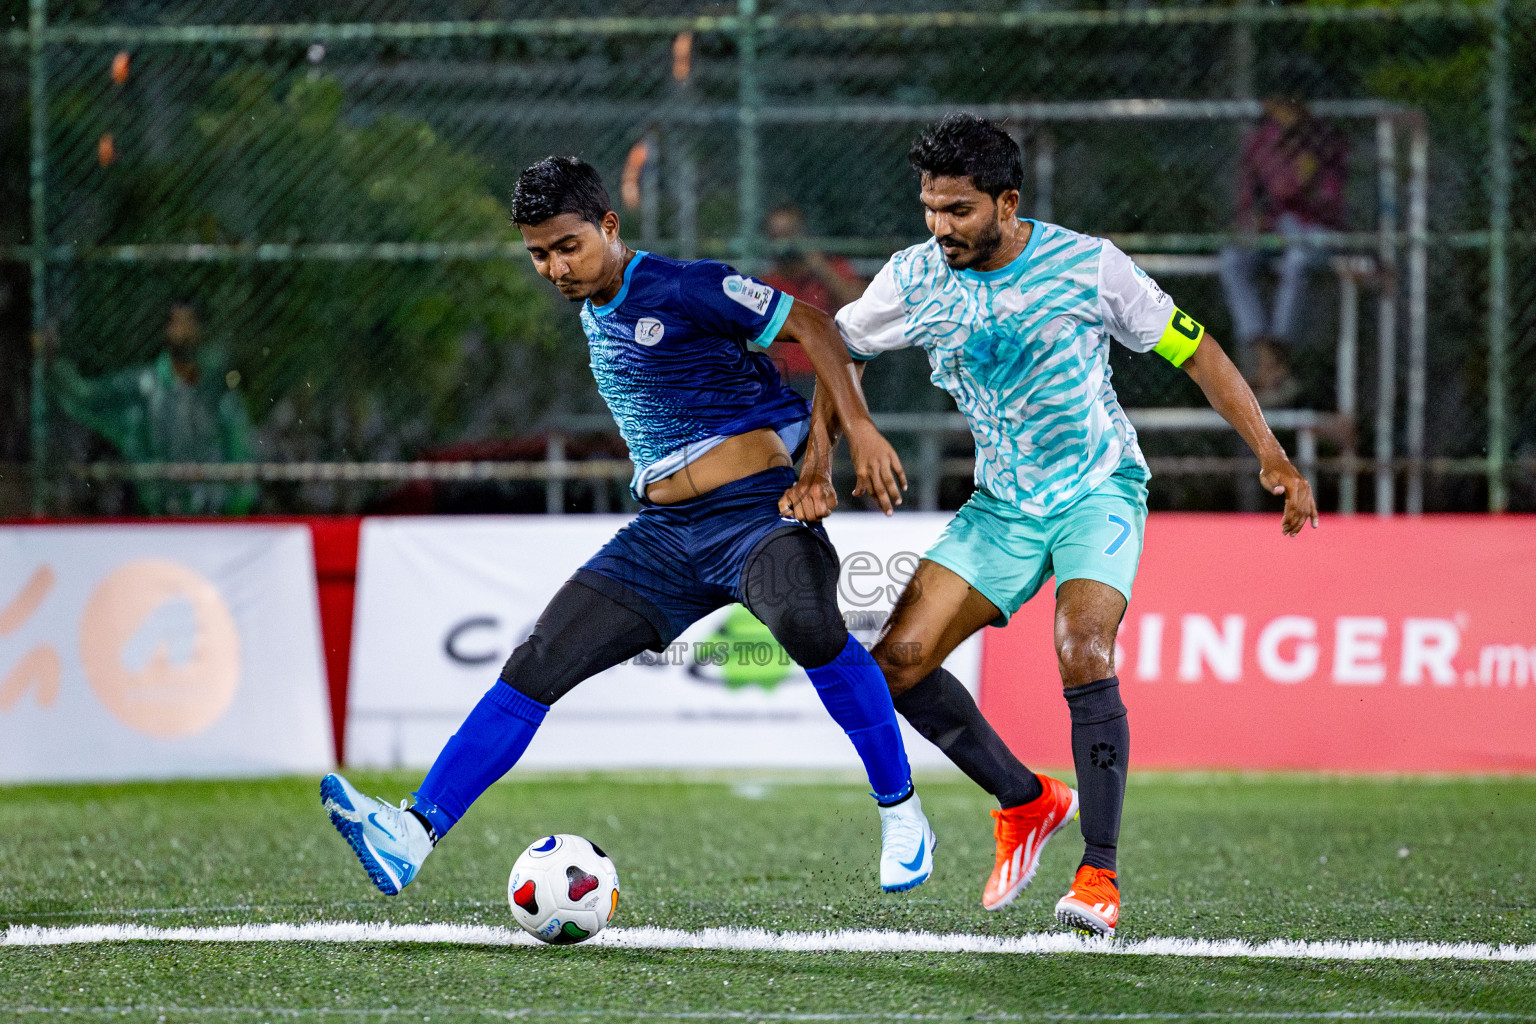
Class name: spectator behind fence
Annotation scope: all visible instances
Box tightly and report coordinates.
[760,204,867,393]
[1218,97,1349,407]
[39,300,257,515]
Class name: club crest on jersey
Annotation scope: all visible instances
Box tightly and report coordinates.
[723,275,774,315]
[634,317,666,346]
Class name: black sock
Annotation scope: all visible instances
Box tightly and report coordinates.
[892,667,1043,809]
[1065,675,1128,873]
[1081,843,1117,874]
[408,807,439,846]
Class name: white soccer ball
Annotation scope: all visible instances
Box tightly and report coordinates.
[507,833,620,945]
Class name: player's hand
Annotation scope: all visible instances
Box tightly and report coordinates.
[844,418,907,516]
[780,470,837,523]
[1261,459,1318,537]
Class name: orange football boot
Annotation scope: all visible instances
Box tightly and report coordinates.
[1054,865,1120,937]
[981,774,1079,911]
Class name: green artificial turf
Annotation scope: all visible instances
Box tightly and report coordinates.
[1,771,1533,1021]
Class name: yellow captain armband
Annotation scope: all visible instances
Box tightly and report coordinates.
[1154,308,1204,367]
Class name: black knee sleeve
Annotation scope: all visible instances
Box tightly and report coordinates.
[740,529,848,669]
[499,580,661,706]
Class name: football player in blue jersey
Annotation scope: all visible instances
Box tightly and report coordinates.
[321,156,936,898]
[785,114,1318,936]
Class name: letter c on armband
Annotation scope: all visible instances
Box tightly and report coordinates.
[1154,308,1204,367]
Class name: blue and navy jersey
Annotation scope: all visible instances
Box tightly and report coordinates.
[578,251,810,497]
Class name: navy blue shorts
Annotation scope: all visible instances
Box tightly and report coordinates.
[575,466,831,645]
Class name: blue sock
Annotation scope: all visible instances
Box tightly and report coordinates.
[411,683,549,839]
[805,635,913,804]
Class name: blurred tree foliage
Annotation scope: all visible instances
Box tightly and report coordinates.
[46,68,569,462]
[3,0,1531,511]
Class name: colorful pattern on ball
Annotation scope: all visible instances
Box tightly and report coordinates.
[506,833,620,946]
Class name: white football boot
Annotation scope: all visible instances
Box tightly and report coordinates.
[877,792,936,892]
[321,773,435,895]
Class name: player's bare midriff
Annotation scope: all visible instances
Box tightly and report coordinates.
[644,427,790,505]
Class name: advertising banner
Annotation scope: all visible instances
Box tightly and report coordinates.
[0,525,332,781]
[347,515,979,769]
[979,515,1536,771]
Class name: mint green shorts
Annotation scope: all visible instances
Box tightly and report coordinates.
[924,467,1149,626]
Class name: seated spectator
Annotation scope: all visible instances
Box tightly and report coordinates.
[760,204,866,394]
[1218,97,1349,407]
[41,300,256,515]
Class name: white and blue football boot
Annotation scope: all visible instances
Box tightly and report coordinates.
[878,792,936,892]
[321,773,435,896]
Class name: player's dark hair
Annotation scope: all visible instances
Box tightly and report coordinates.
[907,114,1024,199]
[511,156,613,227]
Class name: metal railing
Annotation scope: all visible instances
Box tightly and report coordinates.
[69,408,1344,515]
[4,0,1526,515]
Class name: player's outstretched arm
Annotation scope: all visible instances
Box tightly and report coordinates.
[776,301,907,515]
[1181,334,1319,536]
[779,379,840,523]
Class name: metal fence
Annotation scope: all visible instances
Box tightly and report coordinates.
[1,0,1531,516]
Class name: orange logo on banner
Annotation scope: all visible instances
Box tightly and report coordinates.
[0,566,61,710]
[78,559,241,738]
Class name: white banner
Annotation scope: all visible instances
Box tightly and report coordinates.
[0,525,332,781]
[348,515,977,770]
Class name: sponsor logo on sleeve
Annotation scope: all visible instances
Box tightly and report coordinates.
[634,317,666,346]
[1131,263,1169,305]
[723,275,775,316]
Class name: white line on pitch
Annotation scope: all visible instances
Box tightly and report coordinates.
[0,1013,1529,1019]
[1,1009,1534,1022]
[3,923,1535,962]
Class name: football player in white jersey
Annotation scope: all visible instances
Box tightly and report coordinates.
[782,114,1317,936]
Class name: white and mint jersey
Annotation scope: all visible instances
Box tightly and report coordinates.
[836,220,1204,517]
